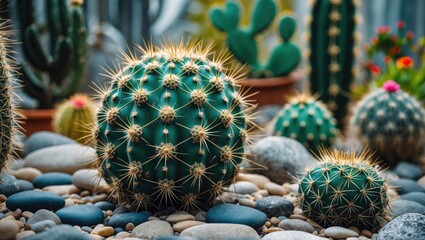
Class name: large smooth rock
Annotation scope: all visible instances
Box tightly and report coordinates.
[376,213,425,240]
[72,169,108,192]
[247,137,315,184]
[6,190,65,212]
[33,172,73,188]
[27,209,61,225]
[278,219,314,233]
[24,144,95,174]
[206,203,267,229]
[180,223,260,240]
[23,224,91,240]
[0,173,20,197]
[106,212,151,228]
[56,205,104,226]
[10,167,42,182]
[394,161,423,180]
[0,220,19,240]
[132,220,173,239]
[255,196,294,218]
[262,230,327,240]
[24,131,75,156]
[391,199,425,218]
[324,226,359,238]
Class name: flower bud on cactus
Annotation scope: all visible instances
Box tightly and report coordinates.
[298,149,390,230]
[272,93,337,153]
[350,80,425,167]
[53,94,96,144]
[93,40,255,210]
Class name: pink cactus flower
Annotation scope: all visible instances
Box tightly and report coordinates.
[383,80,400,92]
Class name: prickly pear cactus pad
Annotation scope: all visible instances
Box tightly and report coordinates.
[298,149,389,230]
[350,80,425,167]
[93,40,255,211]
[272,93,337,153]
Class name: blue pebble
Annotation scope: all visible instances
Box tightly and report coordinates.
[394,162,423,180]
[56,205,104,226]
[94,201,116,211]
[6,190,65,212]
[206,203,267,229]
[400,192,425,206]
[33,172,73,189]
[23,224,91,240]
[278,216,287,221]
[114,227,124,233]
[390,178,425,195]
[107,212,151,228]
[17,180,34,192]
[0,173,20,197]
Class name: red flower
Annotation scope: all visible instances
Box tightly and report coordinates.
[396,56,414,69]
[397,21,405,29]
[371,37,378,45]
[369,64,381,75]
[384,56,391,64]
[390,35,398,42]
[376,26,390,34]
[406,31,414,40]
[393,46,401,54]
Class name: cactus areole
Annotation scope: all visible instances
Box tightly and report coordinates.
[93,40,254,211]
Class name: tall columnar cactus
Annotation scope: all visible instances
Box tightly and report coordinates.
[308,0,360,128]
[93,40,255,210]
[210,0,301,78]
[16,0,88,109]
[350,80,425,167]
[53,94,96,144]
[299,149,389,230]
[0,23,20,174]
[272,93,337,153]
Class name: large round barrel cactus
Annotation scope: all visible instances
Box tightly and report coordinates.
[94,40,254,210]
[299,149,389,230]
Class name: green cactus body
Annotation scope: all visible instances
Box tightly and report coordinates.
[350,80,425,167]
[272,93,337,153]
[308,0,359,128]
[94,41,253,211]
[0,23,19,174]
[53,94,96,144]
[210,0,300,78]
[16,0,88,109]
[299,149,389,230]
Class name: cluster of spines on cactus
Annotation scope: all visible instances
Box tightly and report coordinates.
[92,39,256,211]
[350,80,425,167]
[53,94,96,144]
[272,93,337,153]
[0,22,22,174]
[298,149,389,230]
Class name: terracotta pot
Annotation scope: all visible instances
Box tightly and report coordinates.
[17,109,54,136]
[241,70,303,106]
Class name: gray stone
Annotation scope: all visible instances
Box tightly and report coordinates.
[376,213,425,240]
[247,137,315,184]
[17,180,34,191]
[394,162,423,180]
[180,223,260,240]
[254,105,282,127]
[30,220,57,233]
[24,131,75,156]
[391,199,425,218]
[278,219,314,233]
[24,144,95,174]
[23,224,91,240]
[72,169,108,192]
[324,226,359,238]
[27,209,61,225]
[132,220,173,239]
[228,181,258,195]
[400,192,425,206]
[262,230,327,240]
[390,178,425,195]
[255,196,294,218]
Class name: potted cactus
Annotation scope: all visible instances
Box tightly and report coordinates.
[209,0,302,106]
[15,0,88,136]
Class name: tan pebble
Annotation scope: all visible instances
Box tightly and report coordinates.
[166,212,195,223]
[14,219,25,228]
[91,194,107,203]
[261,225,268,233]
[21,211,33,219]
[115,231,131,238]
[125,223,135,231]
[0,195,6,202]
[282,183,291,194]
[384,216,392,222]
[73,199,86,204]
[16,230,36,240]
[264,221,272,228]
[91,224,105,233]
[0,220,20,239]
[105,210,113,217]
[69,194,81,199]
[43,185,80,195]
[256,189,269,197]
[97,226,114,237]
[88,234,103,240]
[289,214,307,220]
[0,208,7,214]
[312,231,318,235]
[237,198,256,208]
[264,182,285,196]
[236,173,270,188]
[306,219,322,229]
[270,217,280,226]
[80,190,91,197]
[6,211,20,219]
[172,220,206,233]
[266,227,283,233]
[319,233,326,237]
[1,215,15,221]
[349,226,360,234]
[361,229,372,238]
[11,167,42,182]
[346,238,358,240]
[254,193,263,200]
[289,184,299,192]
[65,198,75,207]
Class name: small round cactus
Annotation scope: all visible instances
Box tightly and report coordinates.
[350,80,425,166]
[272,93,337,153]
[298,149,389,230]
[53,94,96,144]
[93,40,254,211]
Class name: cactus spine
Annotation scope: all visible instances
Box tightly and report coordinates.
[53,94,96,144]
[16,0,88,109]
[272,93,337,153]
[210,0,301,78]
[298,149,389,230]
[350,80,425,167]
[308,0,359,128]
[0,23,20,174]
[93,40,254,210]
